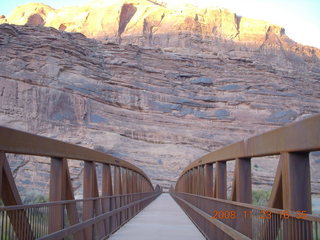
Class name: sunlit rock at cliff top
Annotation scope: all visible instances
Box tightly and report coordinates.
[0,0,319,59]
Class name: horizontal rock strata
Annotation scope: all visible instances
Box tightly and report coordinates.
[0,21,319,196]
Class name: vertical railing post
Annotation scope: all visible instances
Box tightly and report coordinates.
[127,170,133,219]
[199,166,205,195]
[204,164,213,197]
[113,166,122,228]
[0,153,3,196]
[192,168,197,194]
[133,172,138,214]
[121,168,128,223]
[138,174,141,211]
[185,171,188,193]
[102,164,113,236]
[186,171,189,193]
[48,158,84,239]
[196,167,200,195]
[185,174,188,193]
[235,158,252,203]
[234,158,252,238]
[49,157,65,238]
[215,161,227,199]
[182,174,185,193]
[0,151,33,240]
[83,161,98,240]
[282,152,312,239]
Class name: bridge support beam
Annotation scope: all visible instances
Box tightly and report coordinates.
[231,158,252,203]
[102,164,113,237]
[265,152,312,239]
[49,157,84,240]
[191,168,195,194]
[196,167,200,195]
[0,151,33,240]
[282,152,312,239]
[127,170,133,219]
[204,164,213,197]
[231,158,252,238]
[83,161,105,240]
[113,166,122,230]
[188,170,192,193]
[199,166,205,195]
[49,157,66,236]
[282,152,311,212]
[214,161,227,199]
[121,168,128,223]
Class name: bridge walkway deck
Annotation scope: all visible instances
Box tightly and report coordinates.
[109,193,205,240]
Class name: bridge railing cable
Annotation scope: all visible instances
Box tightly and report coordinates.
[171,115,320,240]
[0,127,161,239]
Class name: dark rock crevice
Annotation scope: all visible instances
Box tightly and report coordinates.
[118,3,137,36]
[26,14,44,26]
[234,14,241,39]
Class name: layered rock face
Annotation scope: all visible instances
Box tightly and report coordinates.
[0,1,320,198]
[1,1,319,59]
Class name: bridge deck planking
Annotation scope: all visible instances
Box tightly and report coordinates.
[109,193,205,240]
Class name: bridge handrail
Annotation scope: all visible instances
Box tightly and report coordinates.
[173,114,320,239]
[0,126,150,182]
[174,192,320,223]
[179,114,320,178]
[0,126,159,239]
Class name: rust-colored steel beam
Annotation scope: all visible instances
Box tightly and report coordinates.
[127,169,133,219]
[36,190,161,240]
[171,192,320,240]
[282,152,312,239]
[49,157,66,236]
[199,165,205,195]
[0,151,34,240]
[121,168,128,221]
[268,156,283,209]
[48,157,85,240]
[64,162,84,240]
[174,115,320,240]
[204,164,213,197]
[215,161,227,199]
[234,158,252,203]
[0,127,157,240]
[113,166,122,227]
[282,152,311,212]
[0,152,3,196]
[102,164,112,236]
[83,161,99,240]
[0,126,150,182]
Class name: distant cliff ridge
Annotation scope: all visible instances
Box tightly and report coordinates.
[0,0,319,196]
[0,1,319,59]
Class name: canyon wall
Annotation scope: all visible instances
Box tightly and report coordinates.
[0,0,319,198]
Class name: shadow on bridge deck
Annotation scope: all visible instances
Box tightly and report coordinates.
[109,193,205,240]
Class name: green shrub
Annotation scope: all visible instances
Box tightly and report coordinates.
[252,189,271,206]
[23,191,48,204]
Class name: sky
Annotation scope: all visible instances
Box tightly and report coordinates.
[0,0,319,49]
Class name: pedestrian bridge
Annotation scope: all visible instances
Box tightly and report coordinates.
[0,115,319,239]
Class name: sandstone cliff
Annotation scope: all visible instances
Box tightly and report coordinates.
[0,22,319,198]
[1,0,319,60]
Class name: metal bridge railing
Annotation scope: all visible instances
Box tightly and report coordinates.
[172,115,320,240]
[0,190,161,240]
[170,192,320,240]
[0,126,161,239]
